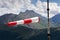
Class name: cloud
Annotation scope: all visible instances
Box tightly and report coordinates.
[0,0,60,18]
[24,0,60,18]
[23,0,47,17]
[25,0,60,18]
[0,0,24,15]
[58,7,60,13]
[49,2,60,18]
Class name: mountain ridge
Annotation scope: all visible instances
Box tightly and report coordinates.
[0,10,53,40]
[50,14,60,27]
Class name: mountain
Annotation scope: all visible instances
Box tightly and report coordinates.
[0,10,50,40]
[0,13,18,24]
[0,10,48,29]
[19,10,48,29]
[50,14,60,27]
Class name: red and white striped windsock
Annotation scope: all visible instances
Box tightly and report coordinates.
[7,17,40,27]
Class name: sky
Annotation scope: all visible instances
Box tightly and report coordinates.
[0,0,60,18]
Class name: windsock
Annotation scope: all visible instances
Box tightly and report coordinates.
[7,17,40,27]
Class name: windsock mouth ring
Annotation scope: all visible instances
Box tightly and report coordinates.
[38,17,40,22]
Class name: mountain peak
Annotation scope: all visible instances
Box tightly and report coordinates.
[51,14,60,20]
[54,14,60,17]
[25,10,34,12]
[51,14,60,26]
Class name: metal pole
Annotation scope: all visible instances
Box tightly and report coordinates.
[47,0,50,40]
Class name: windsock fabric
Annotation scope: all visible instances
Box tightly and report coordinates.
[7,17,40,27]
